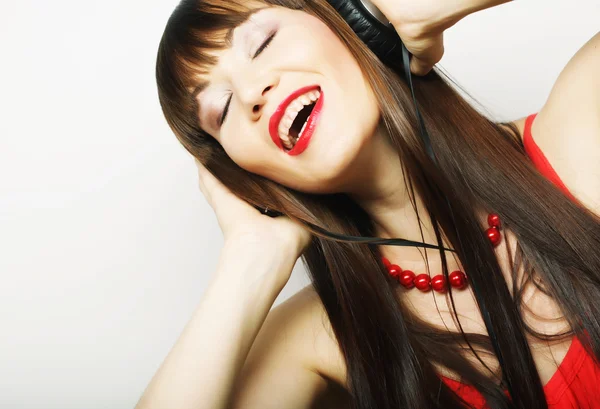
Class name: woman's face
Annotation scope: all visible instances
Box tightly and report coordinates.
[195,3,382,194]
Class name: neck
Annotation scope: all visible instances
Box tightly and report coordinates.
[343,121,481,268]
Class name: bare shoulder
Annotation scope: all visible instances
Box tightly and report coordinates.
[517,31,600,215]
[229,284,349,409]
[270,284,349,389]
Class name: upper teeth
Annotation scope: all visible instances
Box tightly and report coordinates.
[279,90,320,148]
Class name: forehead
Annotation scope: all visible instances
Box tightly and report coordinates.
[191,5,286,134]
[190,4,275,96]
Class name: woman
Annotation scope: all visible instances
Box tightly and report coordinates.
[139,0,600,408]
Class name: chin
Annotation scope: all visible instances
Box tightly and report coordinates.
[280,127,374,195]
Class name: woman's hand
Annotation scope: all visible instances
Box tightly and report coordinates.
[368,0,511,75]
[195,158,312,262]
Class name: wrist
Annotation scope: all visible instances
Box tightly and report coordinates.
[217,239,298,293]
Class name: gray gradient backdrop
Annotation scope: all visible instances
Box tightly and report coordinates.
[0,0,598,408]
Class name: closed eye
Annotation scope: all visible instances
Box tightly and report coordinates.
[253,29,276,59]
[219,29,278,127]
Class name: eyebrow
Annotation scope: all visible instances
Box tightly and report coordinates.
[192,7,270,99]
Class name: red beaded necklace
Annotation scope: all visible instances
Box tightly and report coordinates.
[382,213,502,293]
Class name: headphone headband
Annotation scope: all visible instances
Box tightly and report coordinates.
[356,0,392,26]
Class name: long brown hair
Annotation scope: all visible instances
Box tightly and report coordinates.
[155,1,600,407]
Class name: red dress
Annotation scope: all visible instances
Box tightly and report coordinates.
[440,113,600,407]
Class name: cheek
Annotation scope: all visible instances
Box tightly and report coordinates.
[222,139,251,168]
[301,15,381,142]
[221,127,268,174]
[297,16,351,70]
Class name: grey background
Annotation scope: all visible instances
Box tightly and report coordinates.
[0,0,598,408]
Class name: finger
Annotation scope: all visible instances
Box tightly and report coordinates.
[410,56,434,76]
[197,164,222,196]
[195,159,219,208]
[194,161,236,209]
[193,158,253,220]
[195,158,208,181]
[195,159,224,195]
[195,159,208,194]
[405,32,444,75]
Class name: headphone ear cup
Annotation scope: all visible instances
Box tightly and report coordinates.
[326,0,405,69]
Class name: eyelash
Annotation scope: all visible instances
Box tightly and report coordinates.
[219,29,277,127]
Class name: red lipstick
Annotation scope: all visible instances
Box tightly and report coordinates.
[269,85,322,154]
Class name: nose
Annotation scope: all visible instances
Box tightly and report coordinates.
[238,76,278,122]
[251,85,272,120]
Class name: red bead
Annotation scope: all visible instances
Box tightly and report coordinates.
[487,213,501,229]
[387,264,402,279]
[449,271,467,289]
[382,257,391,267]
[414,274,431,292]
[486,227,502,247]
[431,275,447,292]
[399,270,416,288]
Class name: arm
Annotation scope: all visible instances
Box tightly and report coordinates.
[528,31,600,216]
[442,0,514,28]
[372,0,514,75]
[134,241,326,409]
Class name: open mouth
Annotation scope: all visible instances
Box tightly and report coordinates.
[282,101,317,152]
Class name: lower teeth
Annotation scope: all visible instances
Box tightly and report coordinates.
[287,138,297,151]
[283,120,309,151]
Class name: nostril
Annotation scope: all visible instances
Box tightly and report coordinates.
[253,105,259,113]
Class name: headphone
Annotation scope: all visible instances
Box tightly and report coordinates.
[327,0,406,69]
